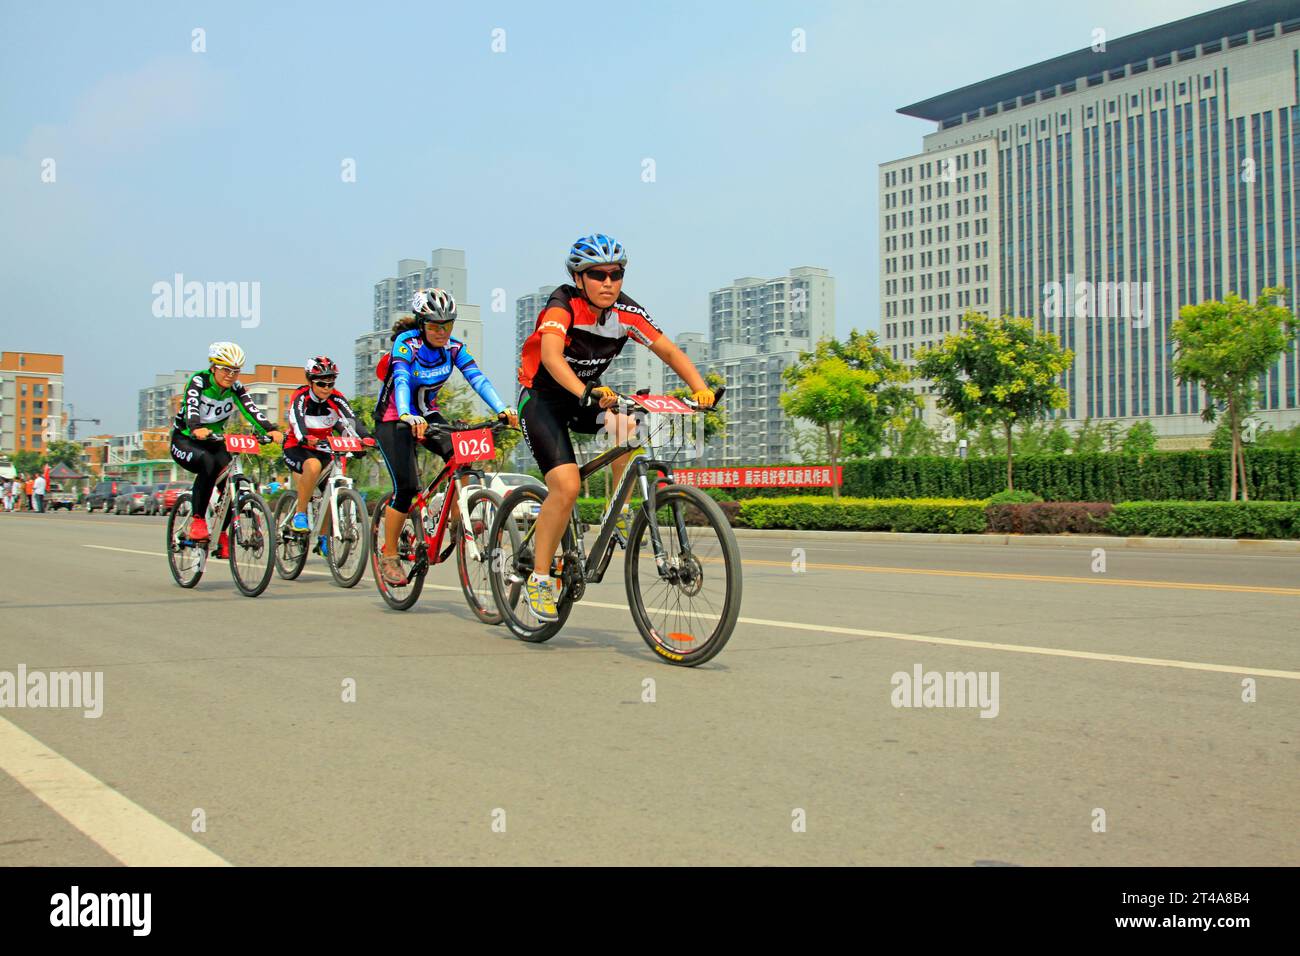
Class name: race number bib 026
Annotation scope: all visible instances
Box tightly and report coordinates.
[632,394,693,414]
[452,429,495,463]
[328,435,365,453]
[225,434,260,454]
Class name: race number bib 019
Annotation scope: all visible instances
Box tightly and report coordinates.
[225,434,260,454]
[632,394,693,414]
[452,429,496,463]
[328,435,365,453]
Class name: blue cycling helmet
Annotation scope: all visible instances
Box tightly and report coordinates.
[566,233,628,276]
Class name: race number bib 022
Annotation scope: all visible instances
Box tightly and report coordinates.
[328,435,365,453]
[225,434,260,454]
[452,429,495,464]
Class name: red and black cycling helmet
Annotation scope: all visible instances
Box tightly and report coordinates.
[305,356,338,381]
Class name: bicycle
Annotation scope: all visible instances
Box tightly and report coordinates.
[369,417,511,619]
[165,433,278,597]
[487,386,741,666]
[273,434,374,588]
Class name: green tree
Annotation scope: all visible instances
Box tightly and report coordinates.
[1099,420,1124,453]
[792,425,829,463]
[885,416,939,457]
[1045,422,1073,454]
[1172,287,1299,500]
[1011,420,1052,456]
[43,440,83,470]
[970,421,1001,458]
[781,333,917,499]
[914,312,1074,490]
[12,450,43,475]
[1071,417,1105,455]
[668,370,728,446]
[1257,422,1300,451]
[1121,421,1158,455]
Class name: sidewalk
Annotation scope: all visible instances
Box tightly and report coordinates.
[730,527,1300,554]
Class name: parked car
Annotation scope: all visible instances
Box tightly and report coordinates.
[44,482,78,511]
[113,484,155,515]
[487,472,543,519]
[152,481,190,513]
[86,479,123,512]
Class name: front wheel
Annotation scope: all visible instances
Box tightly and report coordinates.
[328,488,369,588]
[369,492,426,610]
[487,484,574,642]
[457,487,503,624]
[166,494,205,588]
[229,492,275,597]
[625,484,742,667]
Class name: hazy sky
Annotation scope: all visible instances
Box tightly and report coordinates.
[1,0,1230,434]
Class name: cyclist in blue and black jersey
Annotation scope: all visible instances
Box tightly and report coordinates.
[373,289,518,585]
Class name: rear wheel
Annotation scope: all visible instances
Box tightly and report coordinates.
[166,494,205,588]
[229,492,275,597]
[487,485,574,642]
[369,492,426,610]
[457,487,503,624]
[327,488,369,588]
[625,484,741,667]
[273,493,308,580]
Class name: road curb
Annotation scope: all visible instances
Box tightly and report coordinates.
[729,528,1300,554]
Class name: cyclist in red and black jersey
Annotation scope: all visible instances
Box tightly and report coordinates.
[283,356,374,545]
[516,233,715,620]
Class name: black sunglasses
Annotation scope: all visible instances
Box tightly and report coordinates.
[583,267,625,283]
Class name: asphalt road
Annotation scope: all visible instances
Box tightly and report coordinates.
[0,509,1296,866]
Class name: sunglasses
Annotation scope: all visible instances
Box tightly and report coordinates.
[422,318,455,328]
[310,377,337,387]
[583,267,625,283]
[213,365,242,375]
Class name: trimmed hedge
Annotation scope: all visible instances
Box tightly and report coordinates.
[1104,501,1300,539]
[839,450,1300,502]
[737,497,988,533]
[566,497,1300,539]
[986,502,1113,534]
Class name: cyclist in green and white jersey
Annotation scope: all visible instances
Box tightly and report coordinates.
[169,342,284,545]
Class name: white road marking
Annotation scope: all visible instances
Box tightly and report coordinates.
[0,717,231,866]
[87,549,1300,680]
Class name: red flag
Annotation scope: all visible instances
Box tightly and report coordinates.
[43,464,50,486]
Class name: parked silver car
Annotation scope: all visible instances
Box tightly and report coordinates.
[113,483,157,515]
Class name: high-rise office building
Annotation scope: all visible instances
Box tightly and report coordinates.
[883,0,1300,435]
[709,267,835,350]
[698,269,835,466]
[138,370,192,431]
[356,250,485,403]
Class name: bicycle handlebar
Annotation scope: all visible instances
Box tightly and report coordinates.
[582,383,726,412]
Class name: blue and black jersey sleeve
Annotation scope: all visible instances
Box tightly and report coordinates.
[454,345,506,415]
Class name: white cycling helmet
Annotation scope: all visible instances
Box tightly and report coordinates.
[411,288,456,320]
[208,341,245,369]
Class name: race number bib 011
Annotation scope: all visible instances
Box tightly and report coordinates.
[225,434,260,454]
[328,435,365,453]
[452,428,496,463]
[632,394,693,414]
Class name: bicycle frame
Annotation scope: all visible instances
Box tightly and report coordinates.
[180,445,258,564]
[400,420,504,576]
[409,459,490,568]
[284,448,356,542]
[507,390,717,596]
